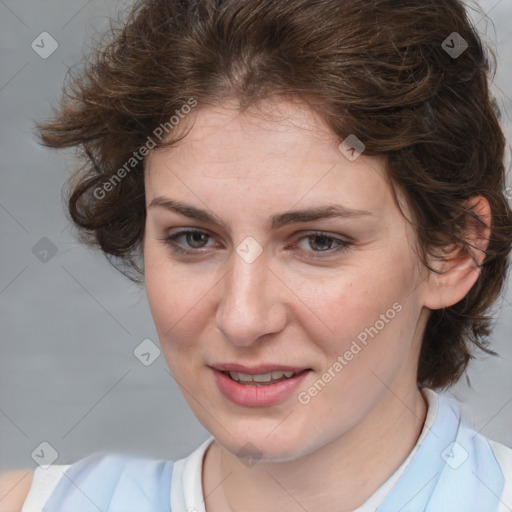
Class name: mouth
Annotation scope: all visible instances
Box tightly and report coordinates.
[210,365,313,407]
[219,368,311,386]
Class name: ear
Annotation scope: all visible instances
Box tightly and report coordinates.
[423,195,491,310]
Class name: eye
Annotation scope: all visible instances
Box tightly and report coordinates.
[289,232,352,260]
[159,229,352,259]
[161,229,214,255]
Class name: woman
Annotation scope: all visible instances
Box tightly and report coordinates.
[2,0,512,510]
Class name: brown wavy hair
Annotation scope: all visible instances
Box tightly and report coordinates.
[37,0,512,389]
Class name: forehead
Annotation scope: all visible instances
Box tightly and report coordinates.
[144,98,401,221]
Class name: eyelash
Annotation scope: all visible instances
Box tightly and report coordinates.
[160,229,352,260]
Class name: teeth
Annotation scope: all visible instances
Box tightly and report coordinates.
[228,370,297,383]
[253,373,272,382]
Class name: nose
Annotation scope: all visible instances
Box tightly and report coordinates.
[215,248,288,347]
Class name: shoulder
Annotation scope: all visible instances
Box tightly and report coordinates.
[426,391,512,507]
[4,452,175,512]
[0,469,34,512]
[488,439,512,512]
[488,438,512,470]
[459,420,512,511]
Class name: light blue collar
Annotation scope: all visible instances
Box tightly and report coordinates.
[377,392,504,511]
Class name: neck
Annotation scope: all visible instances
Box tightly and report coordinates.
[203,386,428,512]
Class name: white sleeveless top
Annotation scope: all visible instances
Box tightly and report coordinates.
[22,388,512,512]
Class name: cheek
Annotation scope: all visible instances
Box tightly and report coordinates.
[300,285,414,419]
[310,261,415,366]
[144,244,186,341]
[144,244,215,352]
[146,272,194,343]
[145,266,199,378]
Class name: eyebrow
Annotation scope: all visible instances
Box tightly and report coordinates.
[148,196,376,232]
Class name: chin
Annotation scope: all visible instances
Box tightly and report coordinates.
[214,426,312,464]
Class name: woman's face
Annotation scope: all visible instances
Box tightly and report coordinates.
[143,98,431,462]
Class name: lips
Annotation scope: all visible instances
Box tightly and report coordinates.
[211,366,312,406]
[210,362,311,374]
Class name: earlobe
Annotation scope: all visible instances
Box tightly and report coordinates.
[423,195,491,310]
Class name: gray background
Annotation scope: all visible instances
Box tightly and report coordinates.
[1,0,511,471]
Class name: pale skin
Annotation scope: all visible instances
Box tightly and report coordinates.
[142,97,491,512]
[0,97,490,512]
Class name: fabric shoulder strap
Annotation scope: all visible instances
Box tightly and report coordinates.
[23,451,174,512]
[489,440,512,512]
[378,393,506,511]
